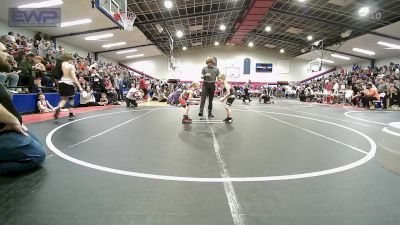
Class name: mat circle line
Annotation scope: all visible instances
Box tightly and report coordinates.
[45,108,376,183]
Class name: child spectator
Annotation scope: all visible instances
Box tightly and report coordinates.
[37,93,54,113]
[99,93,108,106]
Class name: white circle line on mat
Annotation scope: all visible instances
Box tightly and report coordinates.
[344,111,393,126]
[46,108,376,183]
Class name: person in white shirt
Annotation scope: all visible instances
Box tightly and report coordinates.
[79,85,101,107]
[125,84,142,107]
[37,93,54,113]
[344,85,354,105]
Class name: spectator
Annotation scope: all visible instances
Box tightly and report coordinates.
[80,85,103,107]
[139,76,148,101]
[99,92,109,105]
[0,42,46,174]
[361,83,380,109]
[37,39,48,58]
[0,58,20,90]
[19,52,35,92]
[387,85,399,109]
[37,93,54,113]
[103,76,119,104]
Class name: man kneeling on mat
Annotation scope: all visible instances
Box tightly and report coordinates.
[125,84,142,107]
[259,89,273,104]
[0,43,46,174]
[218,74,235,123]
[180,82,201,124]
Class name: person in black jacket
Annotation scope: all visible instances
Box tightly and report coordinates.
[0,43,46,174]
[199,57,219,117]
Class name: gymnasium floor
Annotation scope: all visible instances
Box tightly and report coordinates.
[1,99,400,225]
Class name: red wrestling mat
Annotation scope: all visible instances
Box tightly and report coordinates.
[23,105,121,124]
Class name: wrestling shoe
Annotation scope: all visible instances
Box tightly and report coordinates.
[208,112,214,118]
[54,107,61,119]
[198,112,203,116]
[69,113,76,121]
[223,117,233,123]
[182,116,192,124]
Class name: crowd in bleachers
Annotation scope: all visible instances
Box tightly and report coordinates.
[0,30,162,112]
[298,63,400,110]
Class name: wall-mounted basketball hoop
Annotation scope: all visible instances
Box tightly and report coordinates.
[114,11,136,31]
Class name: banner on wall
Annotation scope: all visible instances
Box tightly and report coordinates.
[243,58,251,75]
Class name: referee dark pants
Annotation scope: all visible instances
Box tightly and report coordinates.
[199,82,216,114]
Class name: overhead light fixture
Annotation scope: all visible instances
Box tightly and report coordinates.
[164,0,173,9]
[312,40,321,46]
[317,58,334,64]
[176,30,183,38]
[341,30,352,38]
[215,41,220,46]
[377,41,400,49]
[331,54,351,60]
[126,54,145,58]
[265,26,271,32]
[248,42,254,47]
[307,35,313,41]
[182,46,187,51]
[85,33,114,40]
[298,0,306,2]
[155,24,164,33]
[219,24,226,31]
[359,7,369,17]
[116,49,138,54]
[18,0,63,8]
[61,19,92,27]
[280,49,285,54]
[352,47,375,56]
[102,42,127,48]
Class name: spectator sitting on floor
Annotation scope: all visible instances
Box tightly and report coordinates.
[0,42,46,174]
[125,84,141,107]
[37,93,54,113]
[80,84,102,107]
[99,92,108,106]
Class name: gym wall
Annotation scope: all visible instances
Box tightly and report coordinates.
[122,46,335,82]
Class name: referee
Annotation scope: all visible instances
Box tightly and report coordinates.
[199,57,219,117]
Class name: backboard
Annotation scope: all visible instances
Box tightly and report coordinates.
[96,0,127,27]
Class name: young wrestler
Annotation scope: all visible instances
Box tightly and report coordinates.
[179,82,201,124]
[217,74,235,123]
[53,53,83,120]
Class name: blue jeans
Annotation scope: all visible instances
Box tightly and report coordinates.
[0,72,19,90]
[0,131,46,174]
